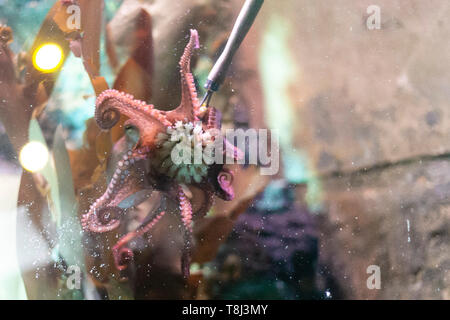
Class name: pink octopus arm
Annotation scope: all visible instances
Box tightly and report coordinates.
[81,147,149,233]
[112,211,166,272]
[178,185,193,278]
[166,29,201,123]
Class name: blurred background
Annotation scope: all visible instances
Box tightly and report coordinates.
[0,0,448,299]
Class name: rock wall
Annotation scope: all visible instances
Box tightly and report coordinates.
[319,159,449,299]
[256,0,449,299]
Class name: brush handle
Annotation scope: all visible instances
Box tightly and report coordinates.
[204,0,264,92]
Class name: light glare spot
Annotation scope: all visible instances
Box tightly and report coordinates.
[19,141,49,172]
[32,43,64,73]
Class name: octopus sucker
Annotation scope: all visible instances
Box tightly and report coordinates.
[178,185,193,278]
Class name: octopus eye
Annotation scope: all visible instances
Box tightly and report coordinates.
[125,125,140,147]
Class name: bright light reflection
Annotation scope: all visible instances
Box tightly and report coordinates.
[32,43,64,73]
[19,141,49,172]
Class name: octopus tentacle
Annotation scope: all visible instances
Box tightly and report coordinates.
[191,184,215,218]
[205,107,222,130]
[95,89,171,150]
[81,147,150,233]
[166,29,201,123]
[216,167,235,201]
[95,89,171,130]
[178,185,193,278]
[112,211,166,272]
[85,30,243,276]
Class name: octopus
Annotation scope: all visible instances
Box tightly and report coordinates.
[81,29,241,279]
